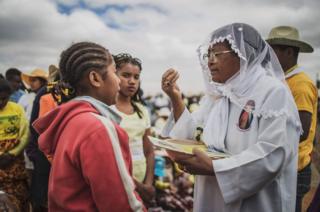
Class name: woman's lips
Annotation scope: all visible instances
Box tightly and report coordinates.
[127,86,136,92]
[210,69,218,75]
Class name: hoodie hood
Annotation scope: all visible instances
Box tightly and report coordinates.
[33,100,98,158]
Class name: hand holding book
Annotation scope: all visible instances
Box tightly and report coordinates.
[149,136,231,175]
[148,136,229,159]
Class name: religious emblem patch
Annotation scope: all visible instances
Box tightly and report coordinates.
[238,100,255,130]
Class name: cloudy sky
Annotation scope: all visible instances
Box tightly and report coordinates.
[1,0,319,94]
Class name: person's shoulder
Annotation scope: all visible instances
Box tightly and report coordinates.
[135,102,147,111]
[5,101,24,113]
[72,112,128,143]
[289,71,312,80]
[254,75,290,105]
[17,93,27,104]
[35,86,48,99]
[20,92,35,100]
[287,72,317,94]
[257,75,286,93]
[69,110,103,127]
[40,93,55,104]
[290,72,316,86]
[7,101,22,109]
[17,89,25,95]
[62,111,106,143]
[136,102,150,118]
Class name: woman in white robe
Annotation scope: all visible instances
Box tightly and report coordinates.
[161,23,301,212]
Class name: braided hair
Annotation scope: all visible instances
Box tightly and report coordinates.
[113,53,145,119]
[58,41,113,102]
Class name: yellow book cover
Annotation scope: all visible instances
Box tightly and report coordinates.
[148,136,229,159]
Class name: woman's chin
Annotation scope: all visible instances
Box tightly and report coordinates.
[211,77,220,83]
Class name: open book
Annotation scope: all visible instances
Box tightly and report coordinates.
[149,136,229,159]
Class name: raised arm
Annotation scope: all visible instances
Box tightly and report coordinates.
[161,69,185,121]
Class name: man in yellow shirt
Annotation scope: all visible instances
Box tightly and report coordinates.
[267,26,318,212]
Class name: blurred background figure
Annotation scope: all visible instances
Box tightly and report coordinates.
[153,107,170,136]
[0,191,19,212]
[0,79,30,211]
[267,25,318,212]
[17,68,48,205]
[152,150,194,212]
[5,68,25,103]
[26,65,60,212]
[153,93,170,110]
[18,68,48,120]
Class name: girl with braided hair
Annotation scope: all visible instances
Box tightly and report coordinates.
[112,53,155,206]
[32,42,145,211]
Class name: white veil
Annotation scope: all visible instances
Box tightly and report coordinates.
[197,23,284,98]
[194,23,301,152]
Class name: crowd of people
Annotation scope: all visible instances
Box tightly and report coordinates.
[0,23,319,212]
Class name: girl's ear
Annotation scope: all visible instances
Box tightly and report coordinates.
[88,70,102,88]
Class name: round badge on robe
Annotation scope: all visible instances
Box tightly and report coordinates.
[238,100,255,130]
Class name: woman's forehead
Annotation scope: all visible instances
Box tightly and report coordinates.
[118,63,141,72]
[208,41,231,50]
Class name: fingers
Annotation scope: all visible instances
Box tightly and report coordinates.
[193,148,209,162]
[162,69,179,86]
[170,72,180,85]
[192,148,206,157]
[162,68,176,80]
[193,148,213,171]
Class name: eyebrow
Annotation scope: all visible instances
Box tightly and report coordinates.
[121,70,140,75]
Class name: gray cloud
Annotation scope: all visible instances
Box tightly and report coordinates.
[0,0,319,94]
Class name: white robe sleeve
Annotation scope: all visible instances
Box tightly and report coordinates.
[161,107,197,139]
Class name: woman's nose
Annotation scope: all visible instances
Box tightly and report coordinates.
[128,77,136,84]
[208,59,217,68]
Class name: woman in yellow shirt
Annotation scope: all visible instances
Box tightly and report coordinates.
[0,79,29,211]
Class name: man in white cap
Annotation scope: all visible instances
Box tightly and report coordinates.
[267,26,318,212]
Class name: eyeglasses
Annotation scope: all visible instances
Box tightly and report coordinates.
[203,50,233,61]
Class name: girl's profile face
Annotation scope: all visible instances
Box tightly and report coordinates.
[29,77,45,92]
[99,63,120,105]
[117,63,141,98]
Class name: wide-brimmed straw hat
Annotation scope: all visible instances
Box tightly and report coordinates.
[266,26,313,53]
[21,68,48,86]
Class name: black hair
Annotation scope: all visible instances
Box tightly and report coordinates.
[0,79,12,95]
[113,53,145,118]
[5,68,21,81]
[58,41,113,102]
[114,53,142,70]
[0,74,4,79]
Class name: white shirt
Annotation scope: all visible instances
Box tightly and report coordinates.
[18,92,36,121]
[162,75,299,212]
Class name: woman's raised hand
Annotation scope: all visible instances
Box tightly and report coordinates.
[161,68,181,99]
